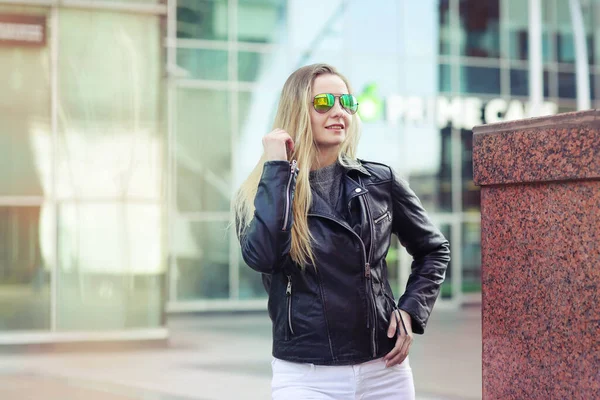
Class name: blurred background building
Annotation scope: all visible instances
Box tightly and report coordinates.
[0,0,597,343]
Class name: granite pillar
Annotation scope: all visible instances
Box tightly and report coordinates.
[473,110,600,399]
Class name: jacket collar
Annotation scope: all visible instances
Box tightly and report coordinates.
[339,156,371,177]
[308,157,370,217]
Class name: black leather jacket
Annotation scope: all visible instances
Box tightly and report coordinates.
[238,159,450,365]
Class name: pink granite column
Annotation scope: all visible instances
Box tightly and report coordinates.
[473,110,600,399]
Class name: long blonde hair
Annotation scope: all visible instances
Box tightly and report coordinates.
[233,63,362,268]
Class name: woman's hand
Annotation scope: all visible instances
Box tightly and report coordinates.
[263,129,294,161]
[383,309,413,367]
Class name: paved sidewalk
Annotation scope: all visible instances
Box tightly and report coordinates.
[0,306,481,400]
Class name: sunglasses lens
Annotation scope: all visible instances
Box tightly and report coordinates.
[340,94,358,114]
[314,94,334,113]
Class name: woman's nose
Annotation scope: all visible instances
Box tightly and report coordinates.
[329,97,344,116]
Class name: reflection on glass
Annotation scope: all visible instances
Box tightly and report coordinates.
[177,0,228,40]
[407,127,452,213]
[459,0,500,58]
[0,17,49,196]
[237,89,281,180]
[555,0,594,64]
[174,220,230,300]
[177,48,228,81]
[56,203,164,330]
[0,206,50,330]
[239,248,267,299]
[461,66,500,94]
[461,222,481,294]
[176,88,231,213]
[558,71,594,100]
[509,70,552,100]
[239,51,263,82]
[54,10,165,331]
[57,10,163,199]
[461,129,480,212]
[439,225,453,299]
[509,68,528,97]
[439,63,451,92]
[238,0,286,43]
[439,0,451,55]
[386,238,400,299]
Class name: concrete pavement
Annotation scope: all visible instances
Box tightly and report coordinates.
[0,306,481,399]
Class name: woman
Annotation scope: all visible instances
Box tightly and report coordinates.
[234,63,450,399]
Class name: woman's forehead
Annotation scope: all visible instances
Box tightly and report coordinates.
[312,74,349,95]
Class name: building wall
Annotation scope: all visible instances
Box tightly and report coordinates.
[1,0,599,337]
[168,0,600,310]
[0,1,167,336]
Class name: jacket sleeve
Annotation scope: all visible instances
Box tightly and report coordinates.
[237,160,298,274]
[390,168,451,334]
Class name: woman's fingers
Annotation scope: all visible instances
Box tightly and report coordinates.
[263,129,294,161]
[383,310,414,367]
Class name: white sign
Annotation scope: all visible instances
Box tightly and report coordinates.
[0,14,46,47]
[386,96,558,130]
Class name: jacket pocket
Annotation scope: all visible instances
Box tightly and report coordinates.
[285,275,295,340]
[374,210,391,224]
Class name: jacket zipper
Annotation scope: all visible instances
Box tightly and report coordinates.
[374,210,391,224]
[286,275,294,340]
[282,160,297,231]
[360,194,378,358]
[308,191,377,358]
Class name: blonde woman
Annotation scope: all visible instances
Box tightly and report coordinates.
[234,64,450,399]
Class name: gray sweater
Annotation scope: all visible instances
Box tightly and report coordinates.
[309,162,344,213]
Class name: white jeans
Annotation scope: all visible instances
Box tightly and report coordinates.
[271,356,415,400]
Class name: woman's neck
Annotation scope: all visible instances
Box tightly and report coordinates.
[312,147,339,171]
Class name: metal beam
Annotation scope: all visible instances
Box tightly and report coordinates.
[569,0,591,110]
[528,0,543,117]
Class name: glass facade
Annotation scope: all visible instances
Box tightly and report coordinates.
[0,2,167,336]
[169,0,600,310]
[2,0,600,335]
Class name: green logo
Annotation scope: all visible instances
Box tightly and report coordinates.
[357,83,384,122]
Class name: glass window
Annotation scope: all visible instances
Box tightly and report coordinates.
[0,9,50,197]
[462,222,481,294]
[237,89,280,172]
[236,88,280,300]
[56,203,165,330]
[506,0,553,61]
[439,0,451,55]
[173,220,230,300]
[556,0,594,64]
[239,51,265,82]
[461,129,480,212]
[0,206,51,331]
[55,10,166,331]
[558,71,594,100]
[177,48,228,81]
[510,68,551,98]
[238,0,287,43]
[57,10,164,200]
[407,127,452,213]
[506,0,527,60]
[176,88,231,213]
[386,238,400,299]
[439,63,451,93]
[459,0,500,58]
[97,0,161,3]
[177,0,228,40]
[461,66,501,94]
[239,250,267,299]
[438,225,453,299]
